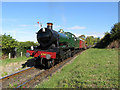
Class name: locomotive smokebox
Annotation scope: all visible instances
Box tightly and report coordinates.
[47,23,53,30]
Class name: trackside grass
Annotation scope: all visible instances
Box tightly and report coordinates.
[36,48,118,88]
[0,56,32,66]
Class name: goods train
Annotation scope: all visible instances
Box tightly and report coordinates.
[26,23,86,68]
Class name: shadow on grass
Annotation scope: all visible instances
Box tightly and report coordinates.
[22,58,35,68]
[21,58,45,69]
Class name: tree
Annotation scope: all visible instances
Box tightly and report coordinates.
[2,34,39,57]
[2,34,18,49]
[0,35,2,47]
[110,23,120,40]
[94,22,120,48]
[85,36,100,47]
[2,34,18,55]
[16,41,39,57]
[79,35,86,41]
[94,37,100,44]
[95,32,112,48]
[86,36,94,46]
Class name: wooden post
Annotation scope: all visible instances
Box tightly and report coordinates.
[14,47,17,58]
[9,53,11,59]
[21,52,22,57]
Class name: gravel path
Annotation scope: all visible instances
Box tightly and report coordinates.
[0,61,27,78]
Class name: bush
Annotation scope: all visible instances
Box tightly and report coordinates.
[2,34,18,57]
[2,34,39,58]
[16,41,38,57]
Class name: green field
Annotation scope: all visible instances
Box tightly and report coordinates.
[0,56,32,66]
[36,48,118,88]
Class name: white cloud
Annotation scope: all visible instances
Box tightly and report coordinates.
[67,26,86,30]
[85,34,103,38]
[74,33,104,38]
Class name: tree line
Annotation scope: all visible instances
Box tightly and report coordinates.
[78,35,100,47]
[79,22,120,48]
[1,34,39,58]
[95,22,120,48]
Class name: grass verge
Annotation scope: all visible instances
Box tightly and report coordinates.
[36,48,118,88]
[0,56,32,66]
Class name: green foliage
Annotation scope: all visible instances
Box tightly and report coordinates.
[79,35,86,41]
[86,36,94,46]
[86,36,100,46]
[36,48,118,88]
[94,37,100,44]
[2,34,18,49]
[110,23,120,40]
[1,34,39,57]
[18,41,38,48]
[1,72,8,77]
[95,22,120,48]
[78,35,100,46]
[0,34,2,47]
[2,34,18,56]
[96,32,112,48]
[16,41,38,57]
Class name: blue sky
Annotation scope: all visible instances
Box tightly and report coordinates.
[2,2,118,42]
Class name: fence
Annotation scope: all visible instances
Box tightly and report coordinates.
[2,47,31,59]
[2,46,37,59]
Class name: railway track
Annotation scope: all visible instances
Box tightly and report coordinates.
[0,66,45,89]
[0,67,35,81]
[1,49,85,89]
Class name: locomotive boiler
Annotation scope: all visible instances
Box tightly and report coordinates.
[37,23,69,50]
[26,23,86,68]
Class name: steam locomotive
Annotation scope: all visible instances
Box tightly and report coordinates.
[26,23,86,68]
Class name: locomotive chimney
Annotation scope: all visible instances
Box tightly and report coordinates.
[47,23,53,30]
